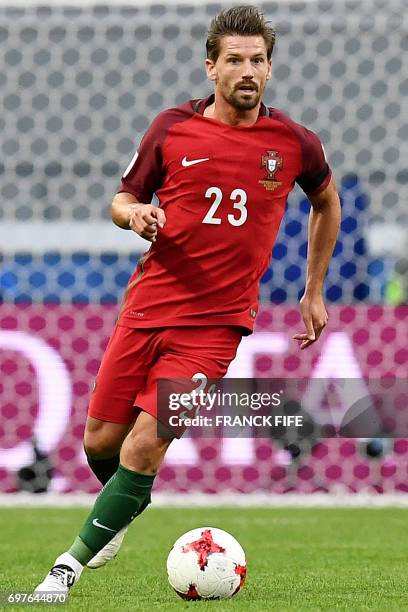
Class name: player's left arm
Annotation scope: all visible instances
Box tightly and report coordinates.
[293,176,341,349]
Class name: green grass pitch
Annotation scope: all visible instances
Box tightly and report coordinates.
[2,506,408,611]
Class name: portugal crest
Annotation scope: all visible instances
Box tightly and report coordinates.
[259,150,283,191]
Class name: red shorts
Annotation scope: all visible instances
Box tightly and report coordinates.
[88,324,242,425]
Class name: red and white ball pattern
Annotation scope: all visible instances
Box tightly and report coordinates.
[167,527,247,600]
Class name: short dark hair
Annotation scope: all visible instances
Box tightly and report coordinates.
[206,5,276,62]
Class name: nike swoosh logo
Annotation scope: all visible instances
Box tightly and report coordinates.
[182,156,209,167]
[92,518,117,533]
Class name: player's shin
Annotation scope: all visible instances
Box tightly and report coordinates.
[68,464,155,565]
[84,448,120,485]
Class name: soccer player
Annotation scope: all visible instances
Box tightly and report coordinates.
[35,5,340,593]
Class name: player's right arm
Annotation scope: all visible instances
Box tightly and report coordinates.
[111,110,169,242]
[111,192,166,242]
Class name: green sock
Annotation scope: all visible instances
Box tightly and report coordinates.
[68,464,154,565]
[85,450,120,485]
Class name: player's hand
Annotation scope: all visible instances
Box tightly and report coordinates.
[293,292,328,350]
[128,204,166,242]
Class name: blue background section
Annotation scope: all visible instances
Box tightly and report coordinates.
[0,176,390,304]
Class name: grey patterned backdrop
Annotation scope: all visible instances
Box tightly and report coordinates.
[1,1,406,226]
[0,1,407,305]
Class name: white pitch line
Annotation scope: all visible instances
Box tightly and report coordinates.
[1,492,408,508]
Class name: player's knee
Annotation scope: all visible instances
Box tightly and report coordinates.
[83,430,120,459]
[124,431,169,473]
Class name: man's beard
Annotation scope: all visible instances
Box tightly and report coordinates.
[225,85,262,110]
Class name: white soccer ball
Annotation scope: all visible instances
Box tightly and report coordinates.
[167,527,247,600]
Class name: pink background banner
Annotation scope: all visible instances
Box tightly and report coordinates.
[0,305,407,494]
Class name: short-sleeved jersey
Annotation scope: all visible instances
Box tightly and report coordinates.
[117,94,331,334]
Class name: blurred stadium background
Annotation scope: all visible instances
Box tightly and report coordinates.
[0,0,407,500]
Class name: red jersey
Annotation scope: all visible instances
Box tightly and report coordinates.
[118,94,331,334]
